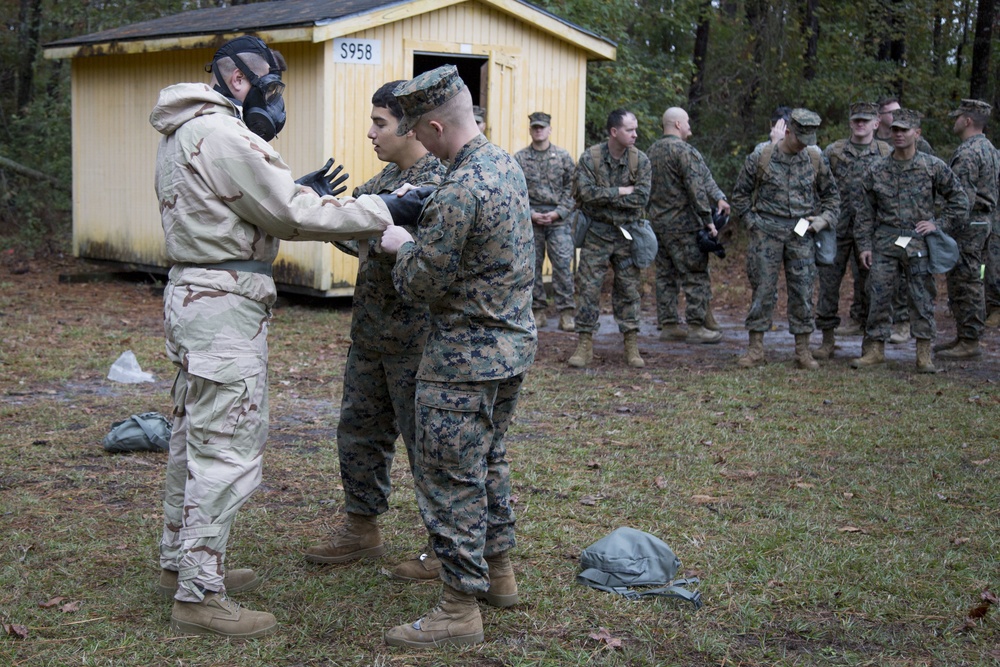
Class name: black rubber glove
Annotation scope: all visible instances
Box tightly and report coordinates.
[377,186,435,226]
[295,158,349,197]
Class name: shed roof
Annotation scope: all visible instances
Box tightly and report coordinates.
[44,0,616,61]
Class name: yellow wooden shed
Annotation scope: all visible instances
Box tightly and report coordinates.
[43,0,615,296]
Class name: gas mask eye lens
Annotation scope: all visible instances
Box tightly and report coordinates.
[261,79,285,104]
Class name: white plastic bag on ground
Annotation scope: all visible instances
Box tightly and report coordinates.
[107,350,156,384]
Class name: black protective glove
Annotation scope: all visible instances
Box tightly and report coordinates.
[377,186,436,227]
[697,227,726,259]
[295,158,349,197]
[711,207,730,232]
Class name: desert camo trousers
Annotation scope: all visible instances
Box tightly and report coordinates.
[412,374,524,594]
[160,282,270,602]
[337,345,421,516]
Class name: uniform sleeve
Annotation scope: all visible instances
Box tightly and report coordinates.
[391,186,475,303]
[814,154,841,231]
[197,127,391,243]
[730,148,761,229]
[686,149,715,227]
[625,152,652,213]
[854,165,877,254]
[554,150,577,221]
[574,151,618,206]
[948,147,979,218]
[934,163,970,235]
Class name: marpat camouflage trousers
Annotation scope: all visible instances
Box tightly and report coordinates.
[653,228,712,327]
[982,228,1000,313]
[944,221,990,339]
[575,222,642,334]
[532,222,576,312]
[745,227,816,334]
[816,231,867,331]
[865,233,936,341]
[160,282,270,602]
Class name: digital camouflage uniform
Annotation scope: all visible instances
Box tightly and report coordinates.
[855,152,968,342]
[988,146,1000,317]
[573,143,652,334]
[730,141,840,335]
[392,132,537,595]
[646,134,725,328]
[944,132,999,339]
[336,153,445,517]
[151,82,391,602]
[816,136,891,331]
[514,140,576,313]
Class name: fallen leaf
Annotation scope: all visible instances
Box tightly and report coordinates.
[586,461,601,470]
[615,406,633,414]
[838,526,863,533]
[60,601,82,613]
[691,494,721,504]
[588,627,623,649]
[721,469,757,480]
[654,476,668,489]
[936,493,949,501]
[3,624,28,639]
[580,494,605,506]
[953,537,970,546]
[713,455,727,465]
[701,439,713,446]
[794,482,815,490]
[843,492,854,499]
[39,596,65,609]
[983,590,999,605]
[971,458,990,466]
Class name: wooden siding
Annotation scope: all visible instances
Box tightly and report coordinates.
[70,0,590,295]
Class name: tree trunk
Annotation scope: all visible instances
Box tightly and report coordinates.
[969,0,997,99]
[16,0,44,111]
[740,0,768,134]
[688,0,712,114]
[802,0,819,81]
[955,0,973,81]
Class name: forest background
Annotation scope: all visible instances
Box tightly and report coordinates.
[0,0,998,251]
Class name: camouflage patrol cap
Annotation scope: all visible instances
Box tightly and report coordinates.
[788,108,821,146]
[849,101,879,121]
[393,65,466,136]
[529,112,551,127]
[890,108,922,129]
[949,98,992,118]
[473,105,486,123]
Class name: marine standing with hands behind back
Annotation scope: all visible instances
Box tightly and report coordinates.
[378,65,537,649]
[150,35,395,638]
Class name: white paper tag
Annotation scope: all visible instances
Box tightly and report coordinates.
[794,218,810,237]
[620,226,633,241]
[895,236,912,248]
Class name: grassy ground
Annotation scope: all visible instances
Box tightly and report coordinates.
[0,252,997,666]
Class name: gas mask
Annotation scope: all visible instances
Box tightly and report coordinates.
[211,36,286,141]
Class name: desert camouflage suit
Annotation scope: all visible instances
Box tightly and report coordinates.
[945,133,999,339]
[391,133,537,594]
[151,82,390,602]
[646,134,725,328]
[334,153,445,518]
[573,143,652,334]
[814,138,891,331]
[855,152,968,342]
[514,142,577,313]
[730,143,840,334]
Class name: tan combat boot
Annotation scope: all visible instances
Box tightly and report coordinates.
[623,331,645,368]
[171,592,277,639]
[915,339,939,373]
[794,334,820,370]
[737,332,766,368]
[384,584,484,648]
[812,329,836,360]
[659,323,687,341]
[389,547,442,582]
[850,339,885,368]
[888,321,910,344]
[567,333,593,368]
[986,309,1000,328]
[158,568,261,599]
[703,309,720,331]
[532,309,547,328]
[686,325,723,344]
[558,310,576,332]
[936,338,982,360]
[477,552,518,608]
[932,337,958,353]
[834,318,863,336]
[303,513,384,564]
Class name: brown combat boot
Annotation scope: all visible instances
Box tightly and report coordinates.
[936,338,982,360]
[170,592,277,639]
[158,568,261,599]
[986,309,1000,328]
[384,584,484,648]
[686,325,722,344]
[558,310,576,332]
[567,333,593,368]
[477,552,518,608]
[888,321,910,344]
[915,339,939,373]
[794,334,819,370]
[812,329,836,360]
[737,331,766,368]
[659,323,687,341]
[389,547,442,582]
[303,513,384,564]
[851,339,885,368]
[623,331,645,368]
[532,309,548,328]
[932,337,958,353]
[703,309,720,331]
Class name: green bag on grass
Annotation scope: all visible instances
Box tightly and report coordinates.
[102,412,171,453]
